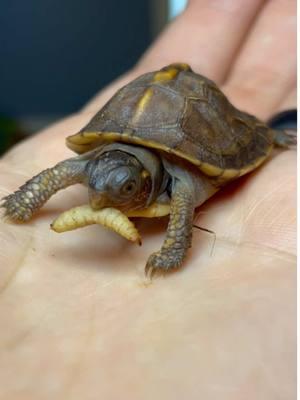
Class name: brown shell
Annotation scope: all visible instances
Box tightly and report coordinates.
[67,63,274,181]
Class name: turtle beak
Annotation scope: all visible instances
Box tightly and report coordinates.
[89,189,109,210]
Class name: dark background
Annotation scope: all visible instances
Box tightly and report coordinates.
[0,0,170,153]
[0,0,152,117]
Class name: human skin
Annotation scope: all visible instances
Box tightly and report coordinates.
[0,0,296,399]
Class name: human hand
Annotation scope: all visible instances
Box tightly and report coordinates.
[0,1,296,399]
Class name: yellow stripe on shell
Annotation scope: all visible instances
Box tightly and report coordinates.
[153,63,191,82]
[153,68,179,82]
[171,63,191,71]
[131,87,154,125]
[126,64,189,126]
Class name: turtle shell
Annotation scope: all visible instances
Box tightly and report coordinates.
[67,63,274,181]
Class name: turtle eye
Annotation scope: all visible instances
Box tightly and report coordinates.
[121,180,137,196]
[107,166,139,199]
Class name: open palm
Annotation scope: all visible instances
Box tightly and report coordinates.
[0,1,296,399]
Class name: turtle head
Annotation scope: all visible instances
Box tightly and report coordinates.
[86,150,152,211]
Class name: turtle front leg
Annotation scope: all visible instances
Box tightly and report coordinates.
[1,157,88,222]
[145,163,217,276]
[145,181,195,276]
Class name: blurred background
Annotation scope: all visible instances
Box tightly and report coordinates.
[0,0,187,155]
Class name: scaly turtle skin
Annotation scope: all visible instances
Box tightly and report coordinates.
[1,63,296,275]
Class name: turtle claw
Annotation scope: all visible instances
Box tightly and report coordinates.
[144,264,154,279]
[144,251,181,278]
[144,264,164,280]
[0,195,8,204]
[0,193,31,222]
[145,253,163,279]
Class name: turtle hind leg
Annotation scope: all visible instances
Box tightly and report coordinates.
[273,129,297,148]
[1,157,87,222]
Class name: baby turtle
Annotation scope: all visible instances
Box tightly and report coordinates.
[2,63,296,275]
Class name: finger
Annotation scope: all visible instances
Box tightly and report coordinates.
[139,0,267,83]
[223,0,296,119]
[84,0,268,112]
[275,89,296,113]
